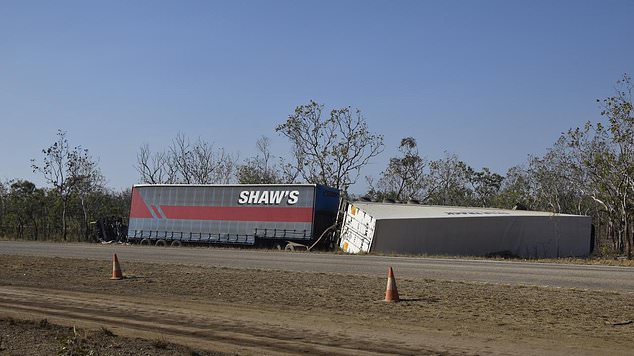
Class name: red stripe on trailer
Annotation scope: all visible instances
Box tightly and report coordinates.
[160,205,313,222]
[129,188,153,218]
[151,205,163,219]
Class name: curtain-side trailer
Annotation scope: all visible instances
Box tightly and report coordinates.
[127,184,340,249]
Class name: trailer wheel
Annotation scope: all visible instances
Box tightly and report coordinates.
[140,238,150,246]
[170,240,182,247]
[155,239,167,247]
[284,244,295,251]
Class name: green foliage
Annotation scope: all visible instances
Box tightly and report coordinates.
[1,130,129,242]
[369,145,503,207]
[470,167,504,207]
[559,74,634,256]
[0,179,129,242]
[368,73,633,259]
[3,76,632,259]
[369,137,427,201]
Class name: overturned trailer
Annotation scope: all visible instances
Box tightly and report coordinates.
[339,202,592,258]
[127,184,340,249]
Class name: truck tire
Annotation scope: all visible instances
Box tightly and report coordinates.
[284,244,295,251]
[155,239,167,247]
[170,240,182,247]
[140,238,150,246]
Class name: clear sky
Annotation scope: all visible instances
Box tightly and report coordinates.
[1,0,632,194]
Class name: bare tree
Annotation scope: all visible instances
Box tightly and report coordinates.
[31,130,101,240]
[276,100,384,192]
[136,144,171,184]
[237,136,284,184]
[136,133,238,184]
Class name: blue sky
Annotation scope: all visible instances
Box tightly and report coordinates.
[1,0,632,193]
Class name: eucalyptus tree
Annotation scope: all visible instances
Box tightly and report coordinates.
[6,180,47,240]
[562,74,633,256]
[496,165,534,210]
[276,100,384,193]
[469,167,504,208]
[425,153,473,206]
[369,137,427,201]
[526,141,585,214]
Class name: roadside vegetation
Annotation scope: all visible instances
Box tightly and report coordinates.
[0,75,632,259]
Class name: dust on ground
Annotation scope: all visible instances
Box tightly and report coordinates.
[0,255,633,355]
[0,316,228,356]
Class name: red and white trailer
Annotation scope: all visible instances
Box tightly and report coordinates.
[127,184,340,249]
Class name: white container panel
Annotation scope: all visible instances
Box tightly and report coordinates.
[339,204,375,253]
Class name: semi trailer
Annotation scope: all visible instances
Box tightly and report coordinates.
[127,184,341,250]
[126,184,592,257]
[337,201,593,258]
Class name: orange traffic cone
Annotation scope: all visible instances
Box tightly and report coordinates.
[385,266,399,302]
[110,253,123,280]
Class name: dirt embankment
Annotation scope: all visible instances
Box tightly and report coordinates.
[0,255,632,355]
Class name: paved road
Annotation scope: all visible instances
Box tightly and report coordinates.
[2,240,633,293]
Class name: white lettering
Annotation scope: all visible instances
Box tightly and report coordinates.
[238,191,249,204]
[238,190,300,205]
[247,190,259,204]
[257,191,270,204]
[270,190,286,204]
[288,190,299,205]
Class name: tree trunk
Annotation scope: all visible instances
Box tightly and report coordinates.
[16,219,23,239]
[62,198,67,241]
[31,217,38,241]
[80,196,88,242]
[623,215,634,260]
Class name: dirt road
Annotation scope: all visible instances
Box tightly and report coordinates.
[1,254,633,355]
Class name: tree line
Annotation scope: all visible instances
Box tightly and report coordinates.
[0,131,130,241]
[1,76,631,257]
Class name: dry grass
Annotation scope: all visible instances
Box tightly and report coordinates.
[1,255,632,350]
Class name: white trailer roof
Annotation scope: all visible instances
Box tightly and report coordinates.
[349,202,583,219]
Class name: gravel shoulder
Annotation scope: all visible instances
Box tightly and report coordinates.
[2,241,633,293]
[0,255,633,355]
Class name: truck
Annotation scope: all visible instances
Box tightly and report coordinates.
[127,184,341,250]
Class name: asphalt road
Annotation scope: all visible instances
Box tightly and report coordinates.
[1,240,633,293]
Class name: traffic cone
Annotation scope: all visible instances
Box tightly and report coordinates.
[385,266,399,302]
[110,253,123,280]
